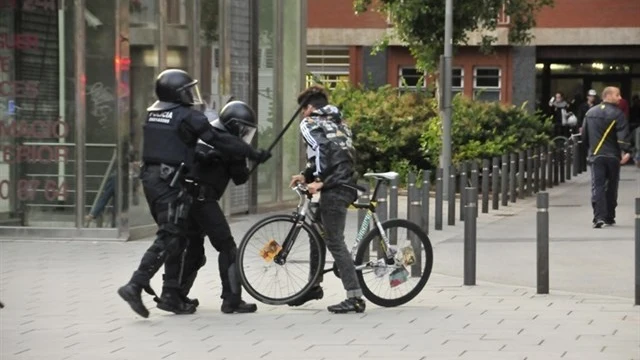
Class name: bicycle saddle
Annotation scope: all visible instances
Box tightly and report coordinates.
[363,171,399,180]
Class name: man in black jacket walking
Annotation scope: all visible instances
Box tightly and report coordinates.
[581,86,632,228]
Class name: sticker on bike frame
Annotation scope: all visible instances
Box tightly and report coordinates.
[259,239,282,262]
[389,267,409,288]
[402,246,416,266]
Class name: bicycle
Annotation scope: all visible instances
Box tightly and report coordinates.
[552,131,581,149]
[237,171,433,307]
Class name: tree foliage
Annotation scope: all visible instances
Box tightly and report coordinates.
[353,0,554,70]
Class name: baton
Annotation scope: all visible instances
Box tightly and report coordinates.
[248,94,312,175]
[169,162,186,188]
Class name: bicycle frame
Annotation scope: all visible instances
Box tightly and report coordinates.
[274,180,395,268]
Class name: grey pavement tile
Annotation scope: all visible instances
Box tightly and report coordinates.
[2,171,640,360]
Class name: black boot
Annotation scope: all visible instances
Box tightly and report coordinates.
[221,296,258,314]
[180,294,200,307]
[155,287,197,315]
[118,282,149,318]
[287,286,324,307]
[327,297,366,314]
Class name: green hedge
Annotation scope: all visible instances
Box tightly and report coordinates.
[330,83,552,181]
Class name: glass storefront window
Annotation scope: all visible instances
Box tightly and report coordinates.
[257,0,277,205]
[0,0,305,238]
[281,0,304,200]
[130,0,157,27]
[0,2,77,227]
[548,63,631,75]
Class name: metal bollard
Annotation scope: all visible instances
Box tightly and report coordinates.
[492,156,500,210]
[537,192,549,294]
[526,148,533,197]
[406,173,416,250]
[565,144,572,181]
[532,148,540,193]
[448,165,456,226]
[572,140,579,177]
[435,168,443,230]
[390,176,399,245]
[460,162,468,221]
[422,170,431,234]
[559,146,565,183]
[357,182,371,262]
[501,154,509,207]
[471,161,479,217]
[464,187,478,286]
[407,172,416,223]
[518,150,525,199]
[635,198,640,305]
[547,146,554,189]
[389,176,398,220]
[375,184,387,257]
[580,138,587,172]
[540,146,547,191]
[553,147,560,186]
[409,175,422,277]
[509,153,517,203]
[481,159,490,213]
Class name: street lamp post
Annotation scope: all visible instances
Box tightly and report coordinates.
[441,0,453,197]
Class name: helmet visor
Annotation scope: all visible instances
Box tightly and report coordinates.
[178,80,203,106]
[186,84,204,105]
[240,126,256,144]
[229,118,257,144]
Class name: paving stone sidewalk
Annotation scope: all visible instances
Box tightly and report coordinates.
[0,239,638,360]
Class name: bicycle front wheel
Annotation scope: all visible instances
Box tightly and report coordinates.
[355,219,433,307]
[237,215,325,305]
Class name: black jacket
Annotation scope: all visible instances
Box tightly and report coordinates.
[299,105,357,190]
[581,102,632,160]
[188,140,249,200]
[142,104,263,167]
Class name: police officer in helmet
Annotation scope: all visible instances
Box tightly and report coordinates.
[157,100,261,314]
[118,69,271,318]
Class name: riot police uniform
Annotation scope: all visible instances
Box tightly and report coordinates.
[118,70,271,318]
[157,101,260,314]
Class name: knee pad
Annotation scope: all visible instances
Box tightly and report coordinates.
[217,243,237,274]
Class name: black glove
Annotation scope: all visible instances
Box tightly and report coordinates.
[254,149,272,164]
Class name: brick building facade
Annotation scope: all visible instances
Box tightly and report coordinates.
[305,0,640,112]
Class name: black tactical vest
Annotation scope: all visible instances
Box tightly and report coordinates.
[142,108,193,166]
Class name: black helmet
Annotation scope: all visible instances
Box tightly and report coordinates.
[219,101,257,138]
[155,69,201,105]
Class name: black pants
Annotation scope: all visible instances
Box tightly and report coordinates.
[590,156,620,222]
[129,165,191,289]
[164,196,242,302]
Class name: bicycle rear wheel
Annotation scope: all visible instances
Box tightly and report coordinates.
[237,215,325,305]
[355,219,433,307]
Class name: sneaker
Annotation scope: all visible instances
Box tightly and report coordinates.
[327,297,366,314]
[221,300,257,314]
[118,283,149,318]
[605,219,616,226]
[593,220,605,229]
[287,286,324,307]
